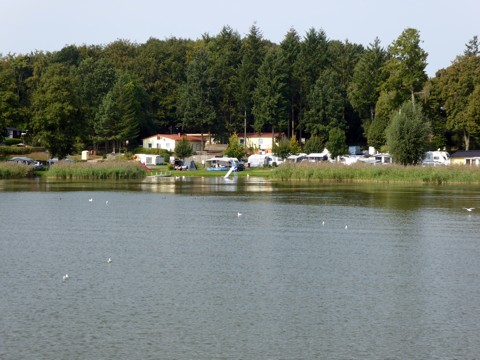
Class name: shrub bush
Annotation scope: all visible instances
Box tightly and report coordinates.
[0,146,45,157]
[4,138,22,146]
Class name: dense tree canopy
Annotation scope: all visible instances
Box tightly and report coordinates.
[177,48,216,148]
[30,63,81,158]
[252,47,288,134]
[0,25,479,160]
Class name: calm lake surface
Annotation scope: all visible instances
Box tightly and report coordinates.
[1,177,480,359]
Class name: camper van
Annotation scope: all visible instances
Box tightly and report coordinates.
[422,151,450,166]
[247,154,283,168]
[286,153,308,163]
[247,154,268,168]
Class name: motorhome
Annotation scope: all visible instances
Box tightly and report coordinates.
[374,153,392,165]
[306,149,332,163]
[286,153,308,163]
[247,154,268,168]
[422,151,450,166]
[247,154,283,168]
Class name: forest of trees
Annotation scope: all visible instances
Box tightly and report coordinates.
[1,25,480,160]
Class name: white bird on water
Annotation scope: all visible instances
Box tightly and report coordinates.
[237,212,242,217]
[89,198,93,202]
[107,257,112,264]
[463,207,475,212]
[63,274,69,281]
[345,225,348,230]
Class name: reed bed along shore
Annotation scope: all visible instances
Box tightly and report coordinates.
[45,161,147,179]
[270,162,480,184]
[0,163,35,178]
[3,160,480,184]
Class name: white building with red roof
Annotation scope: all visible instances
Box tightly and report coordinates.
[142,134,203,152]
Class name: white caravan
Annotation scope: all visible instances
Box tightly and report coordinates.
[422,151,450,166]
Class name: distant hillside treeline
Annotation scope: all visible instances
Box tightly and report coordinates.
[1,25,479,159]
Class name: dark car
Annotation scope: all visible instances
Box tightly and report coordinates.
[173,159,187,170]
[236,161,245,171]
[8,156,44,170]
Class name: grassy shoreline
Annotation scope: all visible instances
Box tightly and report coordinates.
[269,162,480,184]
[0,163,35,178]
[2,160,480,184]
[43,161,147,179]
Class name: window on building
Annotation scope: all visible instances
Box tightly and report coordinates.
[148,143,152,148]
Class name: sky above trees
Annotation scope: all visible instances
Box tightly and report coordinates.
[1,0,478,77]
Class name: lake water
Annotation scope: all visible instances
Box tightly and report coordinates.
[1,177,480,359]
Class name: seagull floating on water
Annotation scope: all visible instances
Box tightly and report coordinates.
[63,274,69,281]
[89,198,93,202]
[237,212,242,217]
[463,207,475,212]
[345,225,348,230]
[107,257,112,264]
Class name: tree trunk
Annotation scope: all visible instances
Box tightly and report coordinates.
[244,108,247,149]
[464,130,470,151]
[271,126,275,154]
[291,99,295,139]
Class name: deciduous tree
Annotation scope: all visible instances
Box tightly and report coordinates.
[326,127,348,160]
[30,63,81,158]
[386,101,430,165]
[303,135,324,154]
[174,136,193,161]
[436,50,480,150]
[224,133,246,160]
[381,28,428,106]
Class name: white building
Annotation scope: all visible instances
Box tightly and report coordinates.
[142,134,203,152]
[239,132,284,153]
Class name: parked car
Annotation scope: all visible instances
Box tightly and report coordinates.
[47,157,73,166]
[33,161,44,170]
[8,156,44,170]
[236,161,245,171]
[173,159,187,170]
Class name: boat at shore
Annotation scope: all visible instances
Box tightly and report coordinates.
[204,157,241,171]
